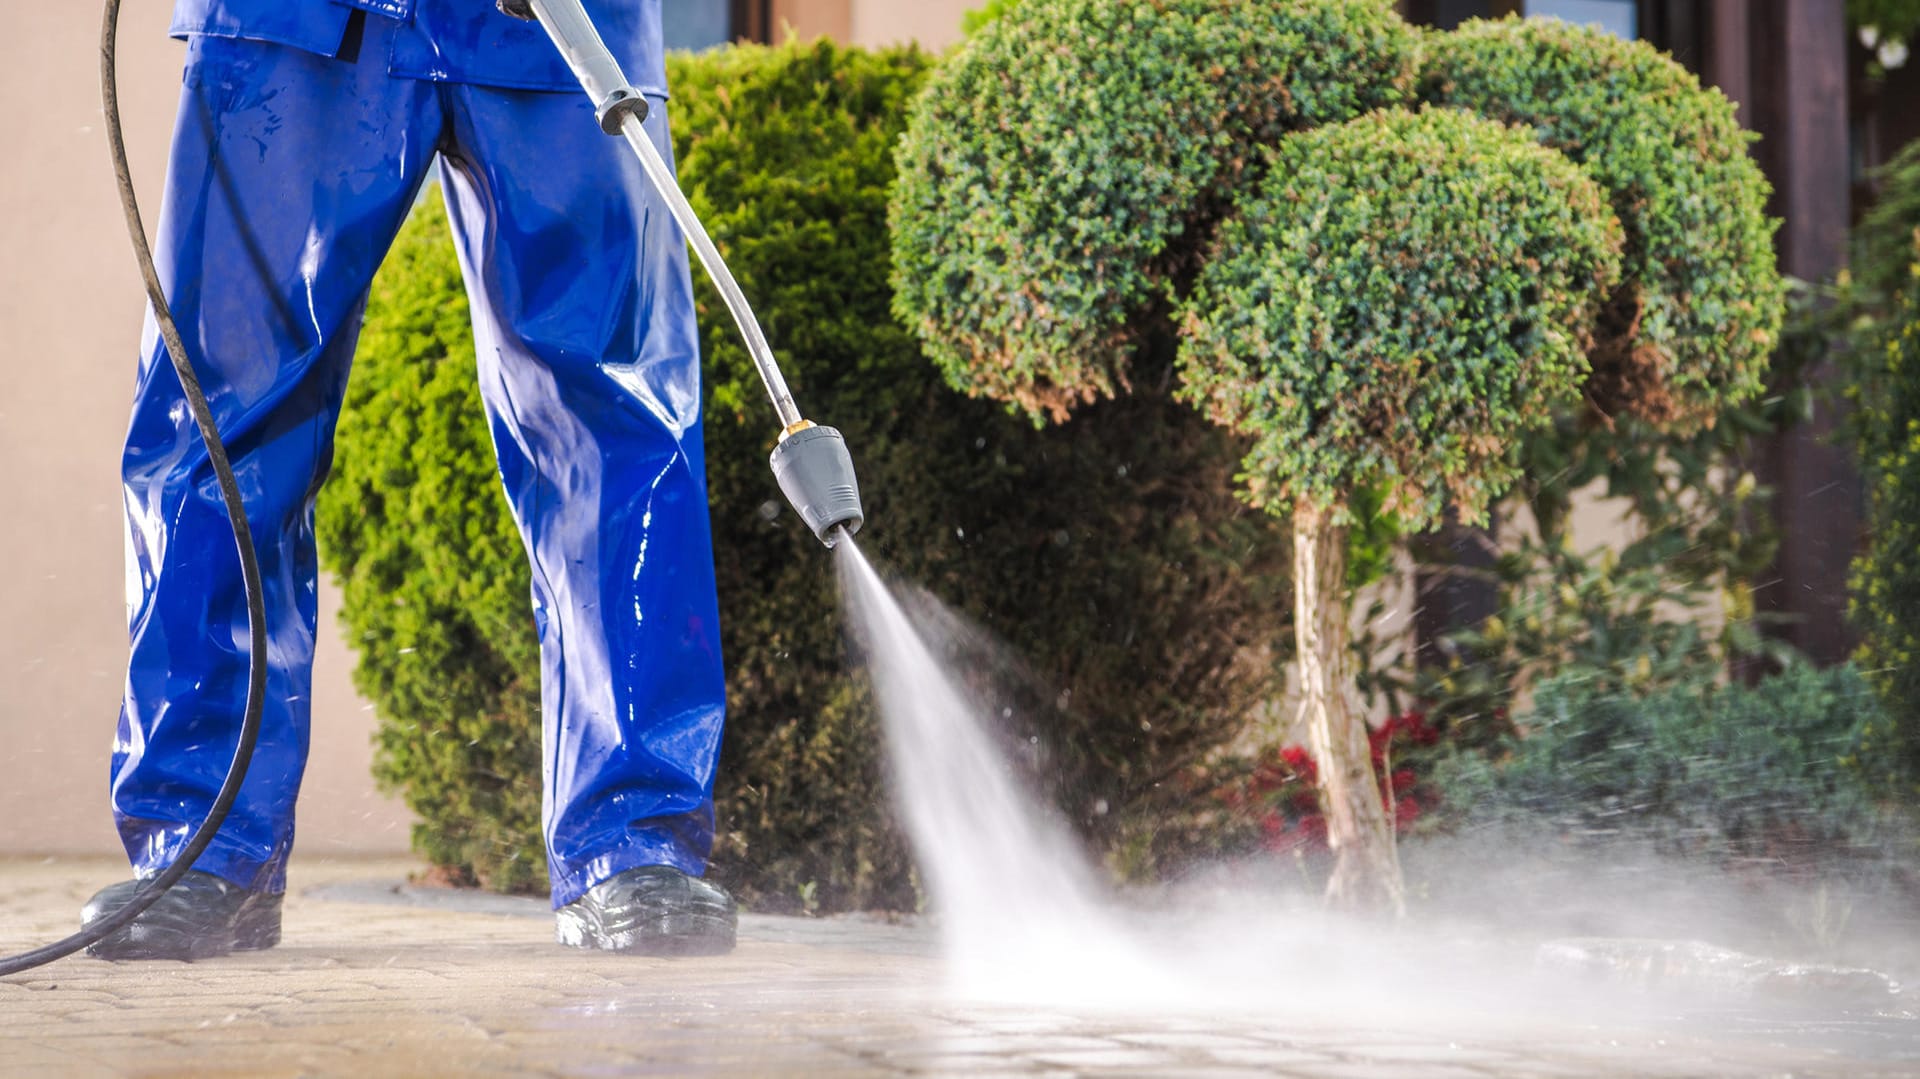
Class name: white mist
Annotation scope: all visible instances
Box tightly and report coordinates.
[834,538,1551,1022]
[833,537,1913,1044]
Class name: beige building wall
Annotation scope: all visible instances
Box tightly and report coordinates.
[0,6,411,859]
[771,0,852,41]
[774,0,977,51]
[845,0,978,50]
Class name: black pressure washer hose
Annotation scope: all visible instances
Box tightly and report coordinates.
[0,0,267,977]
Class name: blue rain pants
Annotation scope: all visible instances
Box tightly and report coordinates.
[112,10,727,909]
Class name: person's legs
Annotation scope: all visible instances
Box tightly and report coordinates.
[110,18,443,905]
[436,85,728,919]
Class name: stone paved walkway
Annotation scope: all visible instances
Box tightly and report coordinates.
[3,856,1918,1077]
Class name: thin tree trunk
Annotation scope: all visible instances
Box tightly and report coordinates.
[1293,501,1407,917]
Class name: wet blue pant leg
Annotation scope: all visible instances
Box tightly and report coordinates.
[114,27,443,892]
[439,88,727,908]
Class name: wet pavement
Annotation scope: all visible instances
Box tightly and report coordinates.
[3,855,1918,1077]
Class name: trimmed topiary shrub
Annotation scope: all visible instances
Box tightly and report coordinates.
[1176,106,1622,531]
[1173,105,1621,912]
[892,2,1789,913]
[320,38,1290,911]
[1851,249,1920,785]
[891,0,1418,421]
[1420,16,1783,431]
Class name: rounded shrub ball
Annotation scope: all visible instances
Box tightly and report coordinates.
[1421,16,1783,431]
[1177,106,1624,531]
[890,0,1417,423]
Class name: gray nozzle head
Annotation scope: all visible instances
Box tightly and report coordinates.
[769,424,864,547]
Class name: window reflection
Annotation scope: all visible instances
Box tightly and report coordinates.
[1525,0,1637,39]
[663,0,732,51]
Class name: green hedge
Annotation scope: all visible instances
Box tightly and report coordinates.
[1176,106,1622,531]
[1851,250,1920,784]
[1855,138,1920,312]
[1420,16,1782,432]
[1433,664,1910,867]
[891,0,1417,422]
[318,196,546,893]
[318,38,1290,911]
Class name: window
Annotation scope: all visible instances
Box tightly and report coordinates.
[662,0,733,50]
[1523,0,1636,39]
[1404,0,1638,40]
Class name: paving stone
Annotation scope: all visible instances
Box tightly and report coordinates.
[1028,1046,1190,1069]
[1208,1046,1346,1068]
[1113,1030,1276,1050]
[1,1042,119,1077]
[920,1033,1123,1054]
[4,856,1916,1078]
[1349,1043,1525,1065]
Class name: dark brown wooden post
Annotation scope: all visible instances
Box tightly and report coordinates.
[1745,0,1859,665]
[1704,0,1752,124]
[729,0,773,42]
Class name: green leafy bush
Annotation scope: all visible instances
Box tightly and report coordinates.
[1392,519,1764,750]
[1421,16,1783,431]
[1385,401,1793,744]
[1433,664,1911,868]
[1851,252,1920,783]
[1852,0,1920,38]
[891,0,1417,421]
[1854,138,1920,313]
[960,0,1022,36]
[319,38,1290,910]
[1852,1,1920,75]
[1176,105,1622,531]
[318,197,546,893]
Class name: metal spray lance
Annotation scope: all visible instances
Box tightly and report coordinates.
[501,0,864,547]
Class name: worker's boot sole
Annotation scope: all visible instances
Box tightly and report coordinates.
[81,872,282,961]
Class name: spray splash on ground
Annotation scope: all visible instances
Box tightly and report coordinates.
[834,538,1917,1040]
[837,539,1574,1026]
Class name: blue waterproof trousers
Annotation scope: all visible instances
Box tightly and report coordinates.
[113,15,726,908]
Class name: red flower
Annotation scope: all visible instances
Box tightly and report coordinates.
[1213,708,1442,850]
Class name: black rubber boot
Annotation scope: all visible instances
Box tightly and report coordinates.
[80,871,283,961]
[555,866,737,956]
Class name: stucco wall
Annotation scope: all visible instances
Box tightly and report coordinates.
[773,0,976,51]
[847,0,977,50]
[0,6,411,858]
